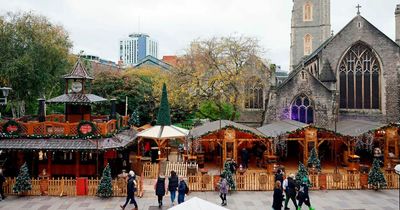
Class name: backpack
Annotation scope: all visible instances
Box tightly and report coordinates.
[184,183,189,194]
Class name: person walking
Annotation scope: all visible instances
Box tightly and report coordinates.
[219,174,228,206]
[272,181,284,210]
[297,177,315,210]
[120,171,138,210]
[274,169,284,187]
[0,169,5,201]
[241,148,249,169]
[155,175,166,208]
[177,177,188,204]
[284,174,298,210]
[168,171,179,206]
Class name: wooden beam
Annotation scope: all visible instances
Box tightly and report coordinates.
[317,140,326,147]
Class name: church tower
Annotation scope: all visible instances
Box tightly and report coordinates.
[290,0,331,70]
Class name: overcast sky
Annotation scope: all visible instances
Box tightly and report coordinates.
[1,0,398,71]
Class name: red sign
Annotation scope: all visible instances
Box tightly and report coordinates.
[79,124,92,134]
[6,125,18,133]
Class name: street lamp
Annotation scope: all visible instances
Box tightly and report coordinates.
[394,164,400,208]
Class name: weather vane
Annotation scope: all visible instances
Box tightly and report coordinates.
[356,4,362,15]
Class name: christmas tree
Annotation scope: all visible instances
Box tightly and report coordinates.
[13,162,32,193]
[222,160,236,190]
[368,158,386,190]
[97,164,113,198]
[307,147,321,172]
[295,162,310,186]
[156,83,171,126]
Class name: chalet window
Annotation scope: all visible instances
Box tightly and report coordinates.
[244,79,264,109]
[304,2,313,21]
[291,95,314,124]
[304,34,313,55]
[339,43,380,109]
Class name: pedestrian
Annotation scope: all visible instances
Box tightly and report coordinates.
[272,180,284,210]
[0,169,5,201]
[177,177,188,204]
[219,174,228,206]
[275,169,284,187]
[168,171,179,206]
[297,177,315,210]
[120,171,138,210]
[284,174,298,210]
[241,148,249,169]
[154,175,166,208]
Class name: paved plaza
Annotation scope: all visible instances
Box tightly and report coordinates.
[0,190,398,210]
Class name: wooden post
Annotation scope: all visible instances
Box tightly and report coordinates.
[47,152,52,176]
[75,152,80,177]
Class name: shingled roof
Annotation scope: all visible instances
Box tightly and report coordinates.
[319,59,336,82]
[46,93,107,104]
[64,59,94,80]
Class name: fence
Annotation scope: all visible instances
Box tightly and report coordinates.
[142,163,159,179]
[3,175,143,197]
[165,162,198,178]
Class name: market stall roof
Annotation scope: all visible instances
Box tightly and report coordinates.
[46,93,107,104]
[336,119,385,137]
[137,125,189,139]
[169,197,229,210]
[0,129,136,151]
[257,119,309,138]
[189,120,265,139]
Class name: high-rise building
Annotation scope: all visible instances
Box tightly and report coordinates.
[119,33,158,66]
[290,0,331,70]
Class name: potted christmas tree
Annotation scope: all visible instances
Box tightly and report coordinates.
[97,163,113,198]
[13,162,32,195]
[222,160,236,191]
[295,162,311,186]
[368,158,387,191]
[307,147,321,172]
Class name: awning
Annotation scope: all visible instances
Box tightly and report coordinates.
[169,197,229,210]
[257,119,309,138]
[336,119,385,137]
[189,120,265,139]
[137,125,189,139]
[46,94,107,104]
[0,130,137,151]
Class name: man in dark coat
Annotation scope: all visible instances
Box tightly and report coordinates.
[241,148,249,169]
[283,174,298,210]
[155,176,166,208]
[120,171,138,210]
[297,177,315,210]
[274,169,284,188]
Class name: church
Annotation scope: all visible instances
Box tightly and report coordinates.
[240,0,400,129]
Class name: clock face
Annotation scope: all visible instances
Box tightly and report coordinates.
[71,81,82,93]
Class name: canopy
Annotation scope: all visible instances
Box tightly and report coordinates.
[336,119,385,137]
[189,120,265,139]
[169,197,229,210]
[257,119,309,138]
[137,125,189,139]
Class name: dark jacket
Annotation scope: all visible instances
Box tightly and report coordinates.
[127,176,136,196]
[155,177,166,196]
[241,149,249,161]
[168,176,179,191]
[272,188,284,210]
[178,180,186,194]
[274,173,283,184]
[287,178,297,196]
[297,183,309,200]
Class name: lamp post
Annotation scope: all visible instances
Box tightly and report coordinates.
[394,164,400,209]
[219,89,224,174]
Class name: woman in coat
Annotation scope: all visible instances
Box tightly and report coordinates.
[168,171,179,205]
[154,175,166,208]
[177,177,187,204]
[272,181,284,210]
[219,174,228,206]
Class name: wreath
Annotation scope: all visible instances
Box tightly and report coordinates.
[258,173,268,184]
[77,121,97,138]
[2,120,21,135]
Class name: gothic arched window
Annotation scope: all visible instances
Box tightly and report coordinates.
[244,79,264,109]
[304,2,313,21]
[339,43,380,109]
[304,34,312,55]
[291,95,314,124]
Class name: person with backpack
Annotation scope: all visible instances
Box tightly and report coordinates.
[177,177,188,204]
[168,171,179,206]
[120,171,138,210]
[155,175,167,208]
[284,174,298,210]
[219,174,228,206]
[297,177,315,210]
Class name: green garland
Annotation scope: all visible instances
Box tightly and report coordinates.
[2,120,21,135]
[77,120,97,139]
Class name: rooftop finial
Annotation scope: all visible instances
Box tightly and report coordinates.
[356,4,362,15]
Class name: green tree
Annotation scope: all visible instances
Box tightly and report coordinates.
[222,160,236,190]
[295,162,311,186]
[368,158,386,190]
[13,162,32,193]
[97,163,113,198]
[156,83,171,125]
[0,12,72,117]
[307,147,321,172]
[195,101,239,121]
